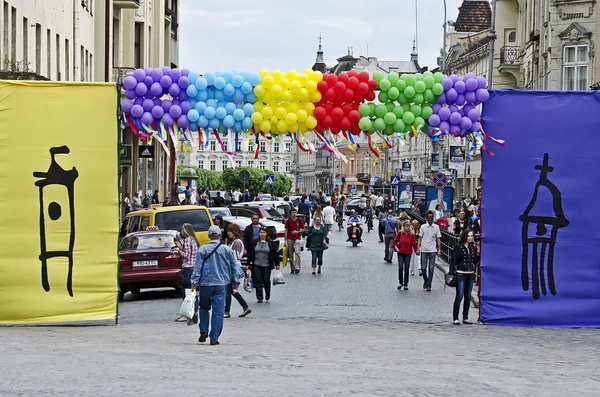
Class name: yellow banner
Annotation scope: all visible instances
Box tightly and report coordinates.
[0,81,119,324]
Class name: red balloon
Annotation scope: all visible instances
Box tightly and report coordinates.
[322,115,333,128]
[334,81,346,93]
[331,107,344,121]
[349,124,361,136]
[337,73,349,83]
[348,110,361,123]
[352,102,360,110]
[323,102,334,114]
[313,106,327,121]
[314,124,325,134]
[344,88,355,101]
[340,117,352,131]
[325,88,337,102]
[367,79,378,90]
[330,121,341,134]
[348,70,359,78]
[335,95,345,106]
[365,90,376,101]
[354,93,365,103]
[357,82,369,95]
[341,103,353,115]
[347,76,359,89]
[326,74,338,86]
[358,71,370,83]
[317,80,329,93]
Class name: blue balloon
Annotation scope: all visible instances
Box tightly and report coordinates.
[240,82,253,95]
[243,103,254,116]
[245,92,257,103]
[195,102,207,114]
[223,115,235,128]
[207,89,215,99]
[248,73,261,86]
[189,121,199,131]
[196,90,208,102]
[222,71,234,84]
[241,116,253,129]
[233,121,243,133]
[195,77,208,90]
[215,71,223,77]
[188,109,200,122]
[204,106,216,119]
[214,77,226,90]
[188,71,200,83]
[198,115,209,128]
[232,108,245,121]
[223,83,235,96]
[205,99,217,108]
[225,102,237,115]
[233,89,245,102]
[214,89,226,102]
[204,72,216,86]
[240,71,251,81]
[215,106,227,120]
[232,74,244,88]
[189,99,197,108]
[225,95,235,103]
[236,103,243,109]
[208,118,220,129]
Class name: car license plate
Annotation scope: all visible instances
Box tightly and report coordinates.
[133,260,158,267]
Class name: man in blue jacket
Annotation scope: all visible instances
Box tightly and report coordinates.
[192,225,239,345]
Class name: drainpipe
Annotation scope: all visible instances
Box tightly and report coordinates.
[487,0,498,88]
[104,0,110,81]
[73,0,79,80]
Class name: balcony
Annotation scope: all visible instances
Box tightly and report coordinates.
[114,0,140,9]
[165,1,179,39]
[499,46,520,67]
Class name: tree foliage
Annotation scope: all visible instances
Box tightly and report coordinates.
[176,165,223,190]
[222,166,292,196]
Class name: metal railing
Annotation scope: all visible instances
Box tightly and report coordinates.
[500,46,520,65]
[405,210,459,264]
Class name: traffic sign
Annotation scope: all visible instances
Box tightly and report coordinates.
[390,175,400,186]
[350,184,357,192]
[432,172,448,189]
[239,169,250,183]
[297,175,303,184]
[265,174,275,185]
[368,185,374,191]
[336,177,342,184]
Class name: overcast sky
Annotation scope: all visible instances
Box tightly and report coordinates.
[179,0,463,73]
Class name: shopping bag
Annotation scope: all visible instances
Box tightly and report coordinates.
[282,246,288,268]
[179,289,195,319]
[272,269,285,286]
[243,270,253,293]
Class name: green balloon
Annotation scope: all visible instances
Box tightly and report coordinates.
[414,73,423,81]
[378,91,389,103]
[397,93,408,104]
[392,106,405,118]
[379,78,392,91]
[384,112,397,125]
[387,72,399,86]
[401,103,410,111]
[423,70,433,78]
[431,83,444,96]
[414,80,426,93]
[368,103,377,117]
[385,101,395,112]
[402,111,415,125]
[375,104,387,118]
[373,117,386,131]
[404,86,416,99]
[384,124,395,136]
[405,74,416,86]
[423,75,435,89]
[410,105,422,117]
[421,105,433,120]
[403,123,411,132]
[358,103,371,117]
[396,79,407,91]
[359,117,373,131]
[387,86,400,100]
[414,117,425,129]
[413,93,424,104]
[393,119,406,133]
[423,89,435,103]
[372,71,384,83]
[400,74,408,81]
[433,72,444,83]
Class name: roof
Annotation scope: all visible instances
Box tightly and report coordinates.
[453,0,492,33]
[378,61,419,73]
[328,56,420,75]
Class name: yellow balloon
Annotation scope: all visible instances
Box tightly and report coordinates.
[311,70,323,82]
[272,70,283,81]
[303,102,315,114]
[251,112,264,124]
[285,112,298,125]
[254,84,266,97]
[281,90,293,103]
[258,69,269,78]
[298,122,307,133]
[262,92,273,104]
[287,122,299,133]
[262,75,275,89]
[287,70,298,80]
[305,115,317,129]
[289,80,301,93]
[298,73,309,86]
[304,68,313,75]
[276,120,288,133]
[271,84,283,98]
[306,80,317,93]
[270,116,279,125]
[279,78,290,90]
[275,106,287,120]
[260,120,271,132]
[254,102,264,113]
[298,87,309,101]
[287,102,299,114]
[309,91,322,103]
[261,106,274,119]
[296,109,308,122]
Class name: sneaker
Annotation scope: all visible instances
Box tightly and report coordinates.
[312,270,316,275]
[453,320,460,325]
[426,288,431,292]
[397,285,402,290]
[295,269,300,274]
[404,285,408,290]
[257,299,263,303]
[423,282,427,289]
[239,308,252,318]
[410,271,415,276]
[318,266,322,274]
[198,332,208,343]
[224,313,231,319]
[463,319,473,325]
[419,271,422,276]
[210,341,220,346]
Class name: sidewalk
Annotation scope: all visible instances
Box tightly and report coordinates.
[434,257,480,308]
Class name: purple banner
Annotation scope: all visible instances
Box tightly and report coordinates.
[481,90,600,327]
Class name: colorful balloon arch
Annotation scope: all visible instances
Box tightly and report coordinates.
[121,67,503,164]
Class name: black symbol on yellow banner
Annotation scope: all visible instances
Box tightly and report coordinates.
[33,146,79,296]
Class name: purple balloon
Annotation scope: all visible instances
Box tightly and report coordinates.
[438,106,451,121]
[125,88,137,100]
[449,111,462,125]
[151,105,165,119]
[448,105,459,113]
[428,114,441,127]
[441,77,454,90]
[477,76,487,89]
[141,111,154,125]
[133,69,146,82]
[454,80,466,94]
[450,124,461,134]
[162,66,172,75]
[160,75,173,88]
[465,78,478,92]
[475,88,489,103]
[169,104,182,118]
[122,116,130,127]
[135,82,148,96]
[459,109,464,116]
[432,103,442,113]
[172,99,181,106]
[169,83,181,97]
[161,99,173,111]
[153,98,162,106]
[178,76,191,89]
[464,91,477,104]
[144,76,154,86]
[162,113,174,127]
[467,108,481,121]
[143,67,153,75]
[142,99,154,111]
[439,121,450,132]
[437,93,447,104]
[180,101,192,114]
[169,69,182,82]
[151,68,163,81]
[471,121,481,132]
[150,82,164,96]
[446,88,458,102]
[463,104,474,115]
[449,74,460,83]
[178,91,189,101]
[455,94,466,106]
[131,105,144,118]
[460,117,473,130]
[123,75,138,90]
[121,100,133,114]
[465,72,476,80]
[181,68,190,76]
[134,98,144,105]
[178,114,190,129]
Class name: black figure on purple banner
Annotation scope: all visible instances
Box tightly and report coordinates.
[33,146,79,297]
[519,153,569,300]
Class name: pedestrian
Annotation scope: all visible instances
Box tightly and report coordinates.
[375,193,384,216]
[141,195,151,208]
[434,204,444,222]
[382,210,399,263]
[213,191,225,207]
[410,219,422,276]
[243,189,251,202]
[124,193,131,214]
[305,216,329,275]
[213,215,227,243]
[453,211,467,236]
[418,199,426,218]
[285,208,306,274]
[174,223,200,322]
[418,210,442,292]
[312,205,323,222]
[191,225,239,345]
[393,220,419,290]
[377,208,386,243]
[330,192,338,209]
[246,227,280,303]
[448,208,461,235]
[152,190,160,205]
[450,229,479,325]
[131,192,142,211]
[322,202,336,235]
[225,224,252,318]
[297,194,312,227]
[243,214,262,250]
[233,188,242,204]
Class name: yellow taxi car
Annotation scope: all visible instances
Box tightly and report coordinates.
[122,205,213,245]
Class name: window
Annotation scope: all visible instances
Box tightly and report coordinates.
[563,45,588,90]
[222,160,228,170]
[120,233,177,251]
[198,160,204,169]
[148,26,152,66]
[10,6,15,63]
[260,142,266,153]
[210,140,216,151]
[259,161,266,169]
[140,216,150,231]
[209,160,216,171]
[85,49,89,81]
[3,2,7,62]
[22,17,28,66]
[285,161,291,173]
[508,31,516,43]
[89,53,93,81]
[273,142,279,153]
[128,216,140,233]
[285,142,292,152]
[112,17,119,67]
[80,45,84,81]
[56,34,60,80]
[247,160,254,168]
[155,210,210,232]
[134,22,141,69]
[65,39,69,80]
[273,160,280,172]
[46,29,50,78]
[35,24,41,73]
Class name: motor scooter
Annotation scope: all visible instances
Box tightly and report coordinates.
[349,222,361,247]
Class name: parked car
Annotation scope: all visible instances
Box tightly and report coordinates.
[228,202,286,223]
[209,207,232,219]
[345,198,362,215]
[118,230,183,301]
[221,216,285,263]
[209,190,233,206]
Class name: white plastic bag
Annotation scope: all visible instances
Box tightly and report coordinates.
[272,269,285,286]
[179,289,195,319]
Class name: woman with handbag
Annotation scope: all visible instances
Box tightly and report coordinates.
[174,223,199,322]
[247,227,280,303]
[393,220,419,290]
[409,220,421,276]
[305,216,329,275]
[224,224,252,318]
[449,229,479,325]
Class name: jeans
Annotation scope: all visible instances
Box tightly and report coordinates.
[197,285,226,343]
[311,250,324,268]
[397,254,411,285]
[225,282,248,314]
[378,223,384,242]
[421,252,437,288]
[252,266,271,301]
[384,233,395,261]
[453,273,475,321]
[325,223,333,234]
[287,239,303,272]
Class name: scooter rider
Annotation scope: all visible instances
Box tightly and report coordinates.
[346,210,363,243]
[336,196,346,222]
